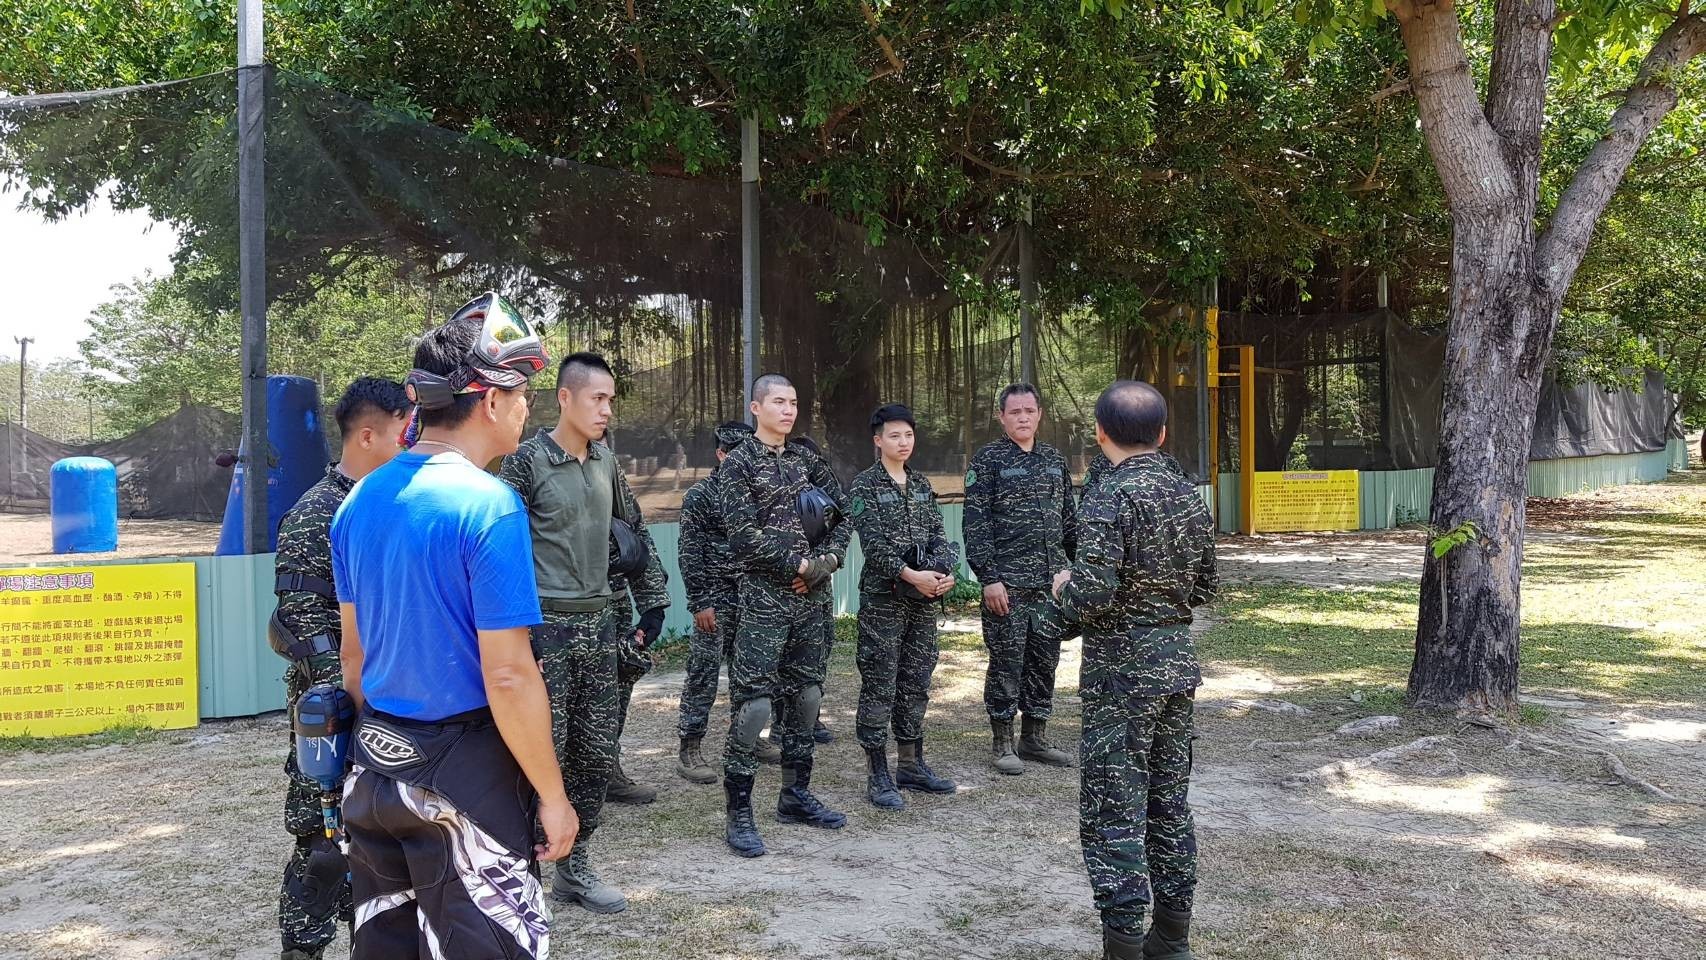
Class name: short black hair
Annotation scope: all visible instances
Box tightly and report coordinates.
[413,317,485,429]
[1095,380,1167,448]
[870,403,916,435]
[753,373,794,403]
[997,382,1041,413]
[558,352,614,391]
[334,377,409,435]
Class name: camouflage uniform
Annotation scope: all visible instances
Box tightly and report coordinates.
[273,465,355,955]
[677,467,740,738]
[963,436,1077,721]
[717,435,852,779]
[847,462,960,749]
[497,433,663,854]
[1057,452,1217,934]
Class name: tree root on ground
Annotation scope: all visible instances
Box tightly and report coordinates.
[1281,735,1456,788]
[1512,731,1700,806]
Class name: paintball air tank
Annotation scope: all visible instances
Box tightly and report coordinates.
[293,683,356,842]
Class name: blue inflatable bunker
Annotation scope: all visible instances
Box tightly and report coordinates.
[50,456,120,553]
[216,375,330,554]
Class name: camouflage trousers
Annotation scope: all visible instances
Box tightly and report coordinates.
[854,592,940,749]
[678,605,737,739]
[722,581,829,779]
[981,586,1063,721]
[279,653,352,952]
[1079,688,1197,930]
[533,611,618,851]
[604,597,656,741]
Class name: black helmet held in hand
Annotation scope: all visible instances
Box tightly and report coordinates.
[798,487,839,547]
[609,518,651,578]
[895,543,950,601]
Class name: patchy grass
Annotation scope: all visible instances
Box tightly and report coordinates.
[1205,472,1706,705]
[0,718,164,757]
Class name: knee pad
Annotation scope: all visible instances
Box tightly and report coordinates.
[734,697,773,744]
[795,684,823,725]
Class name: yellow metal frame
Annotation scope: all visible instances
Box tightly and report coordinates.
[1214,343,1257,536]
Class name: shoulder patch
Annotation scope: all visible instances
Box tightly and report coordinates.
[965,468,978,487]
[850,497,867,518]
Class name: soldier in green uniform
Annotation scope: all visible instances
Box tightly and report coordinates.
[675,421,784,782]
[1053,380,1216,960]
[963,383,1077,774]
[271,377,409,960]
[847,404,961,810]
[717,374,853,857]
[496,352,663,915]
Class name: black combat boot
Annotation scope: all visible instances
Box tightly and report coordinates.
[1143,905,1193,959]
[895,738,957,794]
[864,746,905,810]
[1016,714,1073,767]
[776,758,847,829]
[991,718,1024,775]
[723,774,767,858]
[812,718,836,743]
[1103,922,1146,960]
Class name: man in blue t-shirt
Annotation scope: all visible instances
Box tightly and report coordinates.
[332,293,572,960]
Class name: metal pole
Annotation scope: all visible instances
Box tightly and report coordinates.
[1018,190,1038,387]
[741,113,760,423]
[237,0,269,553]
[1239,344,1256,537]
[1201,280,1218,523]
[13,337,31,430]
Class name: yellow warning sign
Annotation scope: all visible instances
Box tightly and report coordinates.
[0,563,199,737]
[1251,471,1360,533]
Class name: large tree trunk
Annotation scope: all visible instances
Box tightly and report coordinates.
[1393,0,1704,715]
[1409,223,1558,712]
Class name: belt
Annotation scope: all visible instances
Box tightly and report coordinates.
[540,596,608,614]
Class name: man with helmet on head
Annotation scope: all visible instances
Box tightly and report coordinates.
[846,403,961,811]
[716,374,852,857]
[272,376,409,960]
[496,351,667,915]
[674,420,785,783]
[332,292,571,960]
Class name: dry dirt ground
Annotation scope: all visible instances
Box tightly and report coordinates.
[2,476,1704,959]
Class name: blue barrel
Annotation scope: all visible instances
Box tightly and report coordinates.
[50,457,120,553]
[216,375,331,555]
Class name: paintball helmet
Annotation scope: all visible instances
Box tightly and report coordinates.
[404,292,548,410]
[895,543,950,601]
[798,487,839,547]
[609,518,651,579]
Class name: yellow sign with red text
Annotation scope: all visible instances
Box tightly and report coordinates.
[0,563,198,737]
[1251,471,1361,533]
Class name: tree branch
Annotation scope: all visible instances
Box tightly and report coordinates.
[1390,0,1517,216]
[858,1,905,76]
[1484,0,1558,213]
[1537,14,1706,297]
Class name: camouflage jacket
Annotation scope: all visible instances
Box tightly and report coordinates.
[678,468,737,613]
[273,464,353,677]
[963,437,1076,591]
[847,462,961,597]
[607,464,670,615]
[717,435,852,594]
[1059,452,1217,696]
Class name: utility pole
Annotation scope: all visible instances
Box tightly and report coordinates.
[741,112,760,422]
[13,337,32,431]
[237,0,269,552]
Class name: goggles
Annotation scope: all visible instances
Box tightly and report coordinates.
[404,292,548,410]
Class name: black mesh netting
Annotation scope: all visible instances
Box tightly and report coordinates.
[1215,309,1673,473]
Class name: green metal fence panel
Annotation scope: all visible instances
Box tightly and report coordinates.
[1360,468,1435,530]
[1668,438,1691,472]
